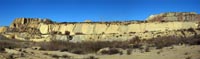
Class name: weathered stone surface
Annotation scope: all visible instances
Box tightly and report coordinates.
[97,48,123,55]
[2,12,199,42]
[146,12,200,22]
[10,18,53,28]
[0,26,8,33]
[36,22,198,35]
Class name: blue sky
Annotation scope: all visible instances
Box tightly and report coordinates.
[0,0,200,26]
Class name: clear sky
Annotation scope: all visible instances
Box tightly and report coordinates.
[0,0,200,26]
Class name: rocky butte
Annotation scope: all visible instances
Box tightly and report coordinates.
[1,12,200,42]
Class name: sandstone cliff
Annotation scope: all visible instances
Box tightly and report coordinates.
[146,12,200,22]
[0,26,8,33]
[1,12,200,42]
[38,22,198,35]
[10,18,53,28]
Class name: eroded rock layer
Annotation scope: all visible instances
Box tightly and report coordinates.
[146,12,200,22]
[1,12,200,42]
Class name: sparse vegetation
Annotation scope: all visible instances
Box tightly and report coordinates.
[145,46,150,52]
[75,32,84,35]
[37,36,145,54]
[0,31,200,55]
[187,28,195,32]
[62,55,70,58]
[157,51,161,54]
[87,56,98,59]
[184,52,189,55]
[71,49,84,54]
[147,35,200,49]
[185,56,191,59]
[36,34,200,54]
[51,54,59,58]
[64,31,70,35]
[0,35,32,52]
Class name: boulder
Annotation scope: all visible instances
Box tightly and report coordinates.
[97,48,123,55]
[5,48,20,54]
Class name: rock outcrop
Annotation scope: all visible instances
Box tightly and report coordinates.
[146,12,200,22]
[1,12,200,42]
[0,26,8,33]
[10,18,53,28]
[37,22,198,35]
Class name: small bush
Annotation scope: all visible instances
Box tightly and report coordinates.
[64,31,70,35]
[157,51,161,54]
[62,55,70,58]
[0,48,5,52]
[85,56,98,59]
[187,28,195,32]
[75,32,84,35]
[71,49,84,54]
[108,48,121,55]
[126,49,132,55]
[146,35,200,49]
[38,40,130,53]
[51,55,60,58]
[184,52,189,55]
[185,56,191,59]
[60,48,68,52]
[145,47,150,52]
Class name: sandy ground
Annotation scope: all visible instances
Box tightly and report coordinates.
[0,45,200,59]
[95,45,200,59]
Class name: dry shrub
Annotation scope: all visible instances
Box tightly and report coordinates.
[38,40,129,54]
[75,32,84,35]
[147,36,180,49]
[86,56,98,59]
[37,34,200,54]
[38,40,72,51]
[0,35,31,52]
[38,36,144,54]
[126,49,132,55]
[71,49,84,54]
[51,54,59,58]
[185,56,191,59]
[187,28,195,32]
[64,31,70,35]
[106,48,121,55]
[145,46,150,52]
[147,35,200,49]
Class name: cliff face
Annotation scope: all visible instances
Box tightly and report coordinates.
[10,18,199,35]
[38,22,198,35]
[3,12,200,42]
[146,12,200,22]
[10,18,53,28]
[0,26,8,33]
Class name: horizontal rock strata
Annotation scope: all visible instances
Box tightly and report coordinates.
[1,12,200,42]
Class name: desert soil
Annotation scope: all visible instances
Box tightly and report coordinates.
[0,45,200,59]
